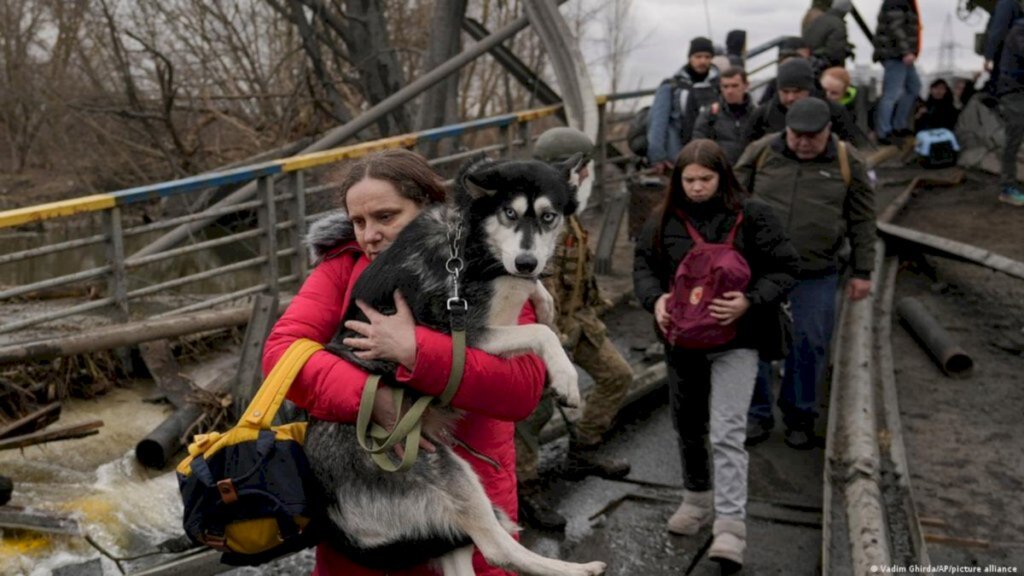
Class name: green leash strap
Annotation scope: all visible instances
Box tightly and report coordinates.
[354,322,468,472]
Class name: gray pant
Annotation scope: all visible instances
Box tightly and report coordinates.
[666,346,758,519]
[1000,93,1024,187]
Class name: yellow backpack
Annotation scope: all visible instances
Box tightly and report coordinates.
[176,338,322,565]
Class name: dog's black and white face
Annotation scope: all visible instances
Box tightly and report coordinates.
[460,155,582,278]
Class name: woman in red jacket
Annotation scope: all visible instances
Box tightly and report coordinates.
[262,149,547,576]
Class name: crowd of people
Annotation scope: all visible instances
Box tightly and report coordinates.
[256,1,1024,574]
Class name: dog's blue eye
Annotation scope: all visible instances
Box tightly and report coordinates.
[542,213,557,223]
[504,208,518,220]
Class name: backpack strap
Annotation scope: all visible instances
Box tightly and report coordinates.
[837,139,852,188]
[725,213,745,245]
[682,218,706,245]
[242,339,324,430]
[683,212,744,245]
[755,144,772,171]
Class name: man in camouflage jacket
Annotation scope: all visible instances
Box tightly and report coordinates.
[514,127,634,531]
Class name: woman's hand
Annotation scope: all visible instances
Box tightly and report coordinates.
[654,293,672,334]
[343,290,418,370]
[709,291,750,326]
[371,383,435,455]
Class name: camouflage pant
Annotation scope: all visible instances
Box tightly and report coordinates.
[515,334,633,481]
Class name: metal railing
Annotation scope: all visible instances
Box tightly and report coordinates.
[0,97,639,340]
[0,38,787,343]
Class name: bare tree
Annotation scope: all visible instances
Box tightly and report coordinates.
[415,0,467,157]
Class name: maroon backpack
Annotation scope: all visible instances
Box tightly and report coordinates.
[665,214,752,350]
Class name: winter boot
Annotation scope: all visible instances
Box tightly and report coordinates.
[666,490,713,535]
[517,480,567,531]
[565,441,631,480]
[708,517,747,567]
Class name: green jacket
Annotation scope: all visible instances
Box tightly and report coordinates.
[734,133,876,279]
[541,215,608,350]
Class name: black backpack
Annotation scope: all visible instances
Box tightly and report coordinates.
[627,76,692,159]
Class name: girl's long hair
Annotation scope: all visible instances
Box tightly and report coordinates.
[652,139,748,259]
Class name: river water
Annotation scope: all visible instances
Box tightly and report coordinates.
[0,381,184,576]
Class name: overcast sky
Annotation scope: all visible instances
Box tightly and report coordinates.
[597,0,991,93]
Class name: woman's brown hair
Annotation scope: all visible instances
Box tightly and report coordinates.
[652,139,748,258]
[333,149,447,211]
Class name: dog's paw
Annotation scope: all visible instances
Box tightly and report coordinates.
[549,365,580,409]
[530,281,556,329]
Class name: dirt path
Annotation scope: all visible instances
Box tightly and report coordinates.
[889,169,1024,570]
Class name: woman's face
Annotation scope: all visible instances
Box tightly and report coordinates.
[346,177,422,261]
[930,83,948,100]
[680,163,720,203]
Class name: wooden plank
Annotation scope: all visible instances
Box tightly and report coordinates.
[0,297,291,366]
[878,221,1024,281]
[0,402,61,439]
[233,294,279,418]
[0,505,81,535]
[877,171,965,224]
[0,420,103,451]
[139,341,192,410]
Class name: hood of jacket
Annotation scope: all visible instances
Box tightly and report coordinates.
[306,210,356,263]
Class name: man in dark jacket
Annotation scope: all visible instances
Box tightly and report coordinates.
[996,13,1024,206]
[873,0,922,143]
[984,0,1023,97]
[647,37,720,172]
[803,0,852,68]
[692,67,754,164]
[734,98,876,449]
[746,58,860,146]
[758,37,812,106]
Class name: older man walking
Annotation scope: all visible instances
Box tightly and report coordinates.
[734,98,876,449]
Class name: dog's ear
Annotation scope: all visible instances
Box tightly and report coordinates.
[462,169,498,200]
[558,153,586,189]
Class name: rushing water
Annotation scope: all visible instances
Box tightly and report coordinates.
[0,382,185,576]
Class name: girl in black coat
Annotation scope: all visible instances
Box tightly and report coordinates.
[633,139,799,568]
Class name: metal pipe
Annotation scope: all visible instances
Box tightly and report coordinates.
[122,200,265,237]
[127,11,546,263]
[0,233,106,266]
[136,405,203,469]
[896,297,974,378]
[0,296,115,334]
[125,229,263,269]
[0,265,110,301]
[125,256,266,299]
[152,284,269,319]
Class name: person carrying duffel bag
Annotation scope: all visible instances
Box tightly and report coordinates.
[177,338,323,566]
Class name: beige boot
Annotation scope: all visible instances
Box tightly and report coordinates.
[666,490,712,535]
[708,517,746,566]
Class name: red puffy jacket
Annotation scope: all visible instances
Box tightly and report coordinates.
[262,240,546,576]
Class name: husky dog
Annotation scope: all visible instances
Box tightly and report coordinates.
[304,156,606,576]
